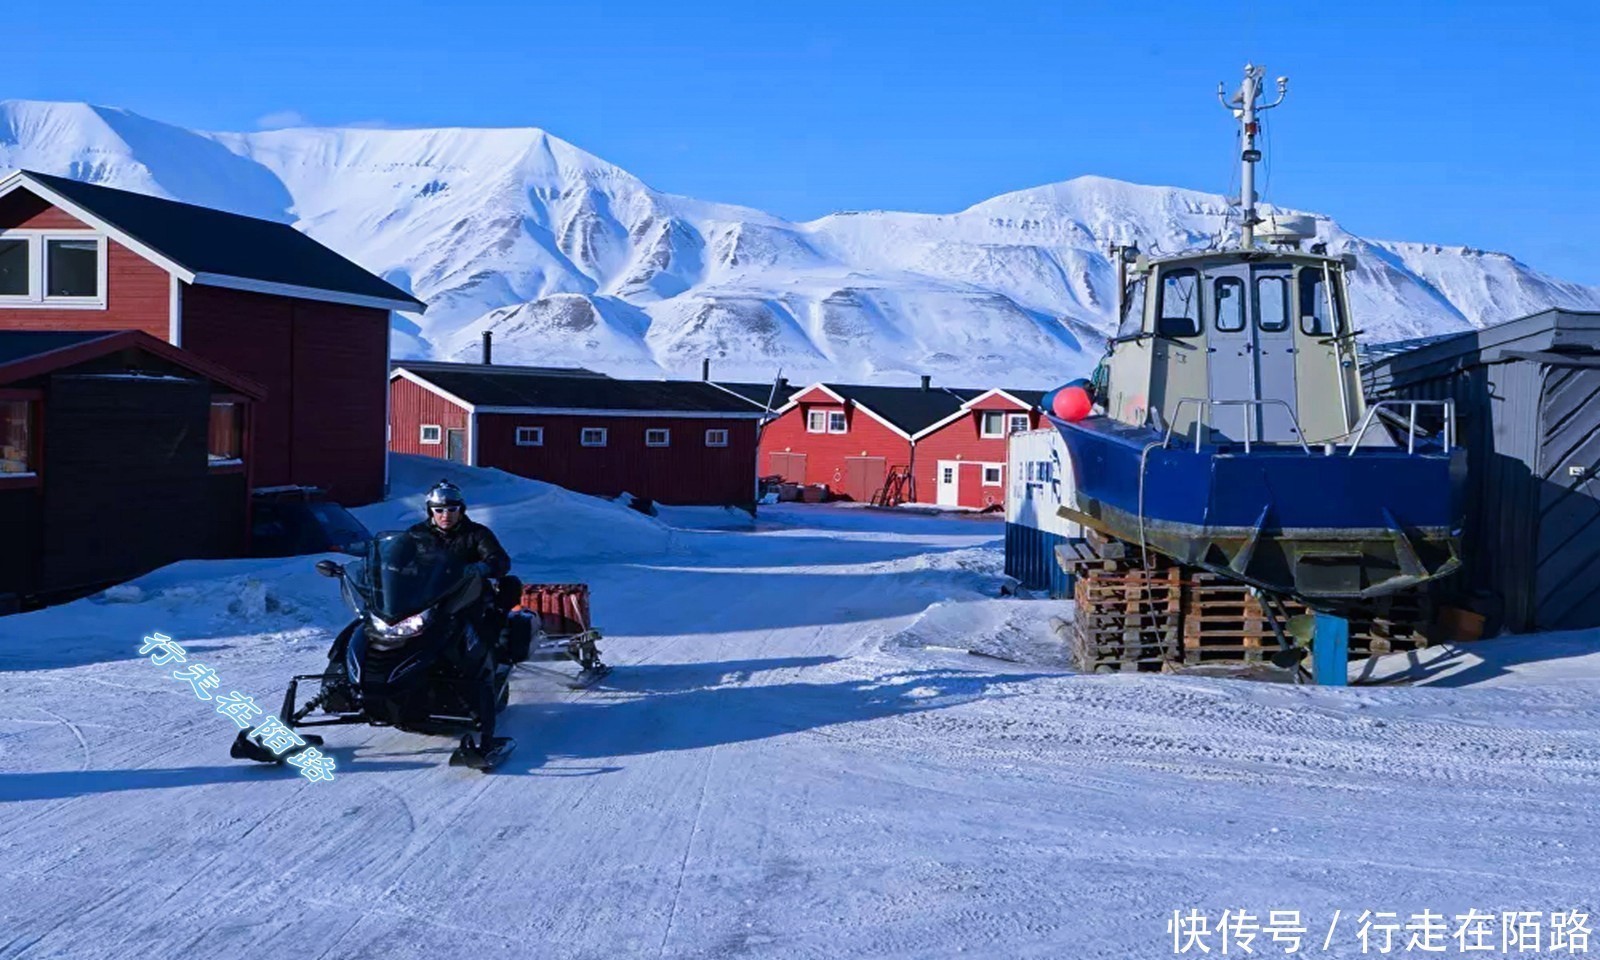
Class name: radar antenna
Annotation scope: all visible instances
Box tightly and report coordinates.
[1217,64,1287,250]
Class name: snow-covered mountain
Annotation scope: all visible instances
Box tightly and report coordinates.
[4,99,1596,386]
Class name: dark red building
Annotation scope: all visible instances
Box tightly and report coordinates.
[0,329,264,606]
[390,360,768,509]
[759,380,1043,507]
[0,170,424,505]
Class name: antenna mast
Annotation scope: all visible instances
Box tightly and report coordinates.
[1218,63,1287,250]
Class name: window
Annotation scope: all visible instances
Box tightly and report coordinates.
[0,240,28,297]
[1007,413,1030,434]
[1255,275,1290,332]
[941,466,955,484]
[980,411,1006,438]
[1299,269,1346,336]
[1114,275,1147,340]
[1157,269,1201,337]
[46,239,99,298]
[0,234,105,304]
[581,427,608,447]
[208,402,242,463]
[705,429,729,447]
[1214,277,1245,332]
[420,424,442,444]
[0,400,34,475]
[515,426,544,447]
[645,428,671,447]
[807,410,828,433]
[982,466,1003,486]
[828,411,847,433]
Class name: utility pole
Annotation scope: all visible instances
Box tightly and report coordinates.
[1218,64,1288,249]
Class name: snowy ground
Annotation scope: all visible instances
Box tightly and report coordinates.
[4,463,1600,959]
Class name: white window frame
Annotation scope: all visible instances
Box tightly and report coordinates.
[0,231,108,309]
[1007,413,1030,435]
[515,426,544,447]
[705,428,729,447]
[827,410,847,434]
[581,427,608,448]
[806,409,828,434]
[979,410,1006,439]
[982,465,1004,487]
[420,424,442,445]
[645,428,671,447]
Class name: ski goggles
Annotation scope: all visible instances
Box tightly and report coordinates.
[429,505,463,515]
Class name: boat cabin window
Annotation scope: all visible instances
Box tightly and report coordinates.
[1299,268,1346,336]
[1214,277,1245,332]
[1156,269,1201,338]
[1255,275,1290,332]
[1115,275,1147,339]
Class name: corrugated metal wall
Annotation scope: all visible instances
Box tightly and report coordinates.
[1365,338,1600,632]
[1004,429,1081,597]
[1534,364,1600,629]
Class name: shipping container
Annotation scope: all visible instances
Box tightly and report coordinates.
[1004,428,1082,597]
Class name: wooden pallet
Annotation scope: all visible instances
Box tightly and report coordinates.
[1066,558,1184,672]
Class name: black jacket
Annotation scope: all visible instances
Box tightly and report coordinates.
[407,515,511,579]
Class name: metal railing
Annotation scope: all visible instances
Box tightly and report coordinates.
[1345,399,1455,455]
[1161,398,1312,454]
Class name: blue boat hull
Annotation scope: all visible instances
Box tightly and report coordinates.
[1051,415,1464,599]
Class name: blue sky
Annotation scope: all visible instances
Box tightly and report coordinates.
[13,1,1600,282]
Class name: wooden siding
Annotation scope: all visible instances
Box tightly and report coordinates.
[38,375,213,594]
[0,188,89,230]
[758,403,911,500]
[0,240,171,340]
[389,376,470,456]
[182,285,388,505]
[0,486,41,596]
[475,413,759,507]
[914,407,1037,509]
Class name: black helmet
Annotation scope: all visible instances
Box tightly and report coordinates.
[425,479,465,515]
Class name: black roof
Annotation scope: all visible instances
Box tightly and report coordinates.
[397,362,767,415]
[807,383,1045,435]
[0,330,113,366]
[20,171,424,310]
[396,360,605,379]
[712,380,802,410]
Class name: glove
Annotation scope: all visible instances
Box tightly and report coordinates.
[464,562,492,580]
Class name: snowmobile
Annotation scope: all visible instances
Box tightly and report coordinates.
[229,528,607,772]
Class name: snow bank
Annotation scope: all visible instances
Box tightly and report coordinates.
[375,455,674,561]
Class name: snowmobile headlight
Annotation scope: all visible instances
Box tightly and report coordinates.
[369,609,430,642]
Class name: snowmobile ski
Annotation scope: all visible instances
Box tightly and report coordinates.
[229,730,325,765]
[568,665,613,690]
[449,735,516,771]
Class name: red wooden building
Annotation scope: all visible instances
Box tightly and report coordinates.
[0,329,264,606]
[390,360,769,509]
[759,379,1044,507]
[0,169,424,505]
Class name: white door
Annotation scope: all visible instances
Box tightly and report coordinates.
[936,460,959,506]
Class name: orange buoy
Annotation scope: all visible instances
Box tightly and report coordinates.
[1052,385,1092,422]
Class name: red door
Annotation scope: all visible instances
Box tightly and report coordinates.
[843,457,886,502]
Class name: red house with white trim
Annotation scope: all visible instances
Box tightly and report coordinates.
[0,169,425,505]
[759,378,1044,507]
[390,360,769,509]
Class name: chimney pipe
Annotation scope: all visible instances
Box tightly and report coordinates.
[482,331,493,365]
[702,358,710,381]
[920,374,931,392]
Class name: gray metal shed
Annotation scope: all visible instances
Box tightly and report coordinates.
[1363,309,1600,633]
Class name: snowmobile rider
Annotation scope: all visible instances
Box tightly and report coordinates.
[410,480,512,584]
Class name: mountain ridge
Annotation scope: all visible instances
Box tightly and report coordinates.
[3,98,1596,387]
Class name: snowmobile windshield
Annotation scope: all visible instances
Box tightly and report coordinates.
[349,530,466,623]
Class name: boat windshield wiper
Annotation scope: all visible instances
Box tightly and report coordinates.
[1316,328,1365,346]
